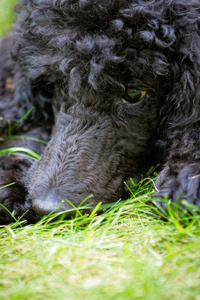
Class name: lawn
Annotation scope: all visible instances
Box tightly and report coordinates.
[0,2,200,300]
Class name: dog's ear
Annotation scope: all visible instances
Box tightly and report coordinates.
[164,68,199,125]
[160,31,200,129]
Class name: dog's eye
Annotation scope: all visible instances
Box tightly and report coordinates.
[122,89,146,104]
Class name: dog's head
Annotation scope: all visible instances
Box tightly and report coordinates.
[15,0,200,217]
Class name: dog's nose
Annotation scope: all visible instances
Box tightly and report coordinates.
[32,194,76,219]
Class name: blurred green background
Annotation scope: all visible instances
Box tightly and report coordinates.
[0,0,17,37]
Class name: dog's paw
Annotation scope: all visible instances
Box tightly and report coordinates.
[0,155,39,225]
[153,163,200,209]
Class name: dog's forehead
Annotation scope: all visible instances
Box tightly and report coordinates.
[18,0,197,99]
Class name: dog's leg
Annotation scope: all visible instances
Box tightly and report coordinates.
[0,154,38,224]
[0,126,51,224]
[154,128,200,208]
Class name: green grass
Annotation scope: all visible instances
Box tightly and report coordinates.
[0,195,200,300]
[1,2,200,300]
[0,0,17,37]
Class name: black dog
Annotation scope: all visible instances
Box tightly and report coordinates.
[1,0,200,224]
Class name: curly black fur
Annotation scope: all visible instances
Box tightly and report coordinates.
[0,30,54,223]
[1,0,200,223]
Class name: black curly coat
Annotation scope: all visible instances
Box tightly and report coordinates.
[1,0,200,223]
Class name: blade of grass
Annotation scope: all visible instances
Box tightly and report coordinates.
[0,147,40,160]
[0,203,18,223]
[8,107,34,135]
[2,135,48,145]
